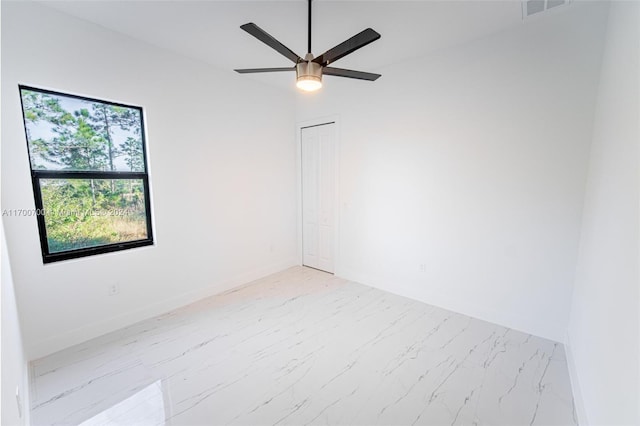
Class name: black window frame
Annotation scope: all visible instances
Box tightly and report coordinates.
[19,85,154,263]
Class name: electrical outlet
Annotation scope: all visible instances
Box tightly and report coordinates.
[16,386,22,418]
[419,263,426,272]
[107,282,120,296]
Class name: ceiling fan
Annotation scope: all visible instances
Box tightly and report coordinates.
[234,0,381,92]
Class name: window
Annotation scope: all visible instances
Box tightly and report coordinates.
[19,86,154,263]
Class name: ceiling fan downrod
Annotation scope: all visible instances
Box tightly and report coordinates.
[307,0,312,55]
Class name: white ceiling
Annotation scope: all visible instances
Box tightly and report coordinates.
[41,1,529,90]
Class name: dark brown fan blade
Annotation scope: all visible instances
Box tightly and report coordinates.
[313,28,381,66]
[234,67,295,74]
[240,23,302,64]
[323,67,381,81]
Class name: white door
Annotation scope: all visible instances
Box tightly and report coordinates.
[301,123,335,273]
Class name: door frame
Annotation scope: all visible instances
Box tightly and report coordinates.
[296,115,341,274]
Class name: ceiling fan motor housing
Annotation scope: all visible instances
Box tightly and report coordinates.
[296,55,323,83]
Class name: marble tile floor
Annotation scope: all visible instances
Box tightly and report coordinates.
[30,266,577,426]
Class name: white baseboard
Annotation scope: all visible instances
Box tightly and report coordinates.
[564,332,589,426]
[338,267,564,343]
[27,258,297,360]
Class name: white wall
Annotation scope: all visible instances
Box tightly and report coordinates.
[566,1,640,425]
[1,2,297,359]
[1,223,29,426]
[296,2,608,342]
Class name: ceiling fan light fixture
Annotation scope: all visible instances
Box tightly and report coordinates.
[296,60,323,92]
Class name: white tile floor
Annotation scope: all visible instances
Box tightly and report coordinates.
[30,267,577,425]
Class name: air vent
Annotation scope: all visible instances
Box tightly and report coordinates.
[522,0,570,18]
